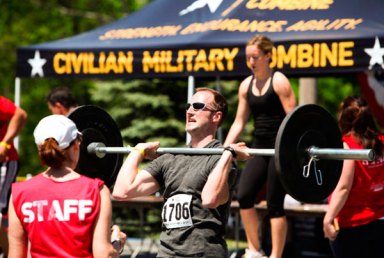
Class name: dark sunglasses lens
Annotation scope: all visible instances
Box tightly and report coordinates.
[186,102,205,110]
[192,103,205,110]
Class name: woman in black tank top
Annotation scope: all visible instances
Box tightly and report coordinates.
[224,35,296,258]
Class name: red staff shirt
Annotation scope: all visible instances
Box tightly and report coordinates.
[12,174,103,257]
[335,134,384,227]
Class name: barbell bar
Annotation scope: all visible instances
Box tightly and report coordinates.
[68,104,375,203]
[87,142,275,158]
[87,142,374,161]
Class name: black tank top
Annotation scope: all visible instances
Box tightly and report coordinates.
[247,73,286,148]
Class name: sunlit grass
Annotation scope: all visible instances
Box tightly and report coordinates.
[226,239,248,250]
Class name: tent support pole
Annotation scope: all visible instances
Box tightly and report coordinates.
[299,77,317,105]
[14,77,21,150]
[186,75,195,144]
[215,76,223,143]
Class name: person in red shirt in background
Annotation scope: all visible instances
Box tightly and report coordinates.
[323,96,384,258]
[0,96,27,257]
[8,115,126,258]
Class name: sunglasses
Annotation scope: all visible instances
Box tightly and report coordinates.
[185,102,215,112]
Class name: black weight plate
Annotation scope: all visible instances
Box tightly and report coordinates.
[275,104,343,203]
[68,105,123,188]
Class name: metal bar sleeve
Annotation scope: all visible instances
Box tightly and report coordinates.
[307,146,375,161]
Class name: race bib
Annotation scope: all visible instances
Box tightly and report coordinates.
[162,194,193,229]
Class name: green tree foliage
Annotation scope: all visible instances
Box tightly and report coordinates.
[317,76,360,115]
[0,0,151,176]
[90,79,187,147]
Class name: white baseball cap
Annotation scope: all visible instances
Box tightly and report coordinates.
[34,115,81,149]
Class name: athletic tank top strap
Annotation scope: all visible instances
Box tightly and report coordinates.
[246,72,275,101]
[246,71,286,147]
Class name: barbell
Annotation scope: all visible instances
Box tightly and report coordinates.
[68,104,374,203]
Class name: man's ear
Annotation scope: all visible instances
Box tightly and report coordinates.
[212,111,223,125]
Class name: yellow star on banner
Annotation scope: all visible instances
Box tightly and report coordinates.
[364,37,384,69]
[28,50,47,77]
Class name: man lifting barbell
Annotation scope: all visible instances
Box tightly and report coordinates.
[65,88,373,257]
[112,87,252,257]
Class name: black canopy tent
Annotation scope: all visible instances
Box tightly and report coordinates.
[15,0,384,126]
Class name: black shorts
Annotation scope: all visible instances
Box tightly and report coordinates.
[0,160,19,214]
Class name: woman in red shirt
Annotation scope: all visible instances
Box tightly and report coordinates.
[323,96,384,258]
[8,115,125,258]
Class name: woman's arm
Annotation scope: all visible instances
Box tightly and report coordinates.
[273,71,296,114]
[92,186,119,258]
[224,77,252,145]
[323,143,355,240]
[8,195,29,258]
